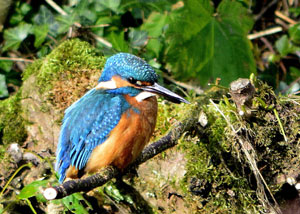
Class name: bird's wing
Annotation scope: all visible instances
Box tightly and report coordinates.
[55,89,129,182]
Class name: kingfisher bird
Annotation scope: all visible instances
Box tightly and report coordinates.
[55,53,189,183]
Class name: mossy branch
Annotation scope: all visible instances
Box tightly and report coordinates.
[43,119,196,200]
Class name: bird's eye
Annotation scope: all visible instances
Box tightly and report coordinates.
[128,77,137,84]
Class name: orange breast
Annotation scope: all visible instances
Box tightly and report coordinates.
[82,95,157,174]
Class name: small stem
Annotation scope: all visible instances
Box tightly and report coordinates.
[0,57,33,63]
[0,163,32,198]
[248,27,283,40]
[25,198,37,214]
[273,109,288,142]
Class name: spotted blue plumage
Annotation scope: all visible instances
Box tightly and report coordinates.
[55,53,159,183]
[99,53,158,83]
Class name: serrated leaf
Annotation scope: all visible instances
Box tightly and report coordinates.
[33,24,49,48]
[3,23,32,52]
[18,180,48,199]
[0,75,9,98]
[166,0,255,86]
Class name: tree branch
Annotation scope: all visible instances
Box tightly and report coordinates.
[43,119,195,200]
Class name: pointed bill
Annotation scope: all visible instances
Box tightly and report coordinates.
[142,83,190,104]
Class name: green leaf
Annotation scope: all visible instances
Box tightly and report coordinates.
[3,23,32,52]
[275,35,299,57]
[146,39,162,57]
[20,3,32,15]
[141,12,169,37]
[99,0,121,12]
[0,61,13,73]
[289,23,300,44]
[56,13,78,34]
[0,74,9,98]
[140,12,169,57]
[33,24,49,48]
[62,193,89,214]
[129,29,148,47]
[289,7,300,16]
[166,0,255,86]
[33,5,59,36]
[108,31,129,52]
[18,180,48,199]
[10,3,32,25]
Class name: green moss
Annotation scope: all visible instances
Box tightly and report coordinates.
[0,91,27,146]
[178,80,300,213]
[22,59,43,81]
[22,38,105,93]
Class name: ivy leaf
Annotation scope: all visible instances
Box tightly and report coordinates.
[33,5,59,36]
[18,180,48,199]
[33,24,49,48]
[10,3,32,25]
[56,13,78,34]
[166,0,255,86]
[0,74,9,98]
[3,23,32,52]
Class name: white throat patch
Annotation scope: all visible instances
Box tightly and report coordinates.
[135,91,156,102]
[95,79,117,90]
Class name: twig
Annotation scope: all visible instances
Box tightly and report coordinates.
[248,26,283,40]
[43,120,194,200]
[0,57,33,63]
[275,10,298,25]
[275,18,290,29]
[45,0,67,16]
[260,37,275,53]
[89,32,112,48]
[254,0,278,21]
[81,24,110,29]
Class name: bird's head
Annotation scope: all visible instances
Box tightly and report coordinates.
[96,53,189,104]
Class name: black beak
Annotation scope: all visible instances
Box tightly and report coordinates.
[142,83,190,104]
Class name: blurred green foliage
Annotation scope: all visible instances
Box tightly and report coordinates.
[2,0,298,99]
